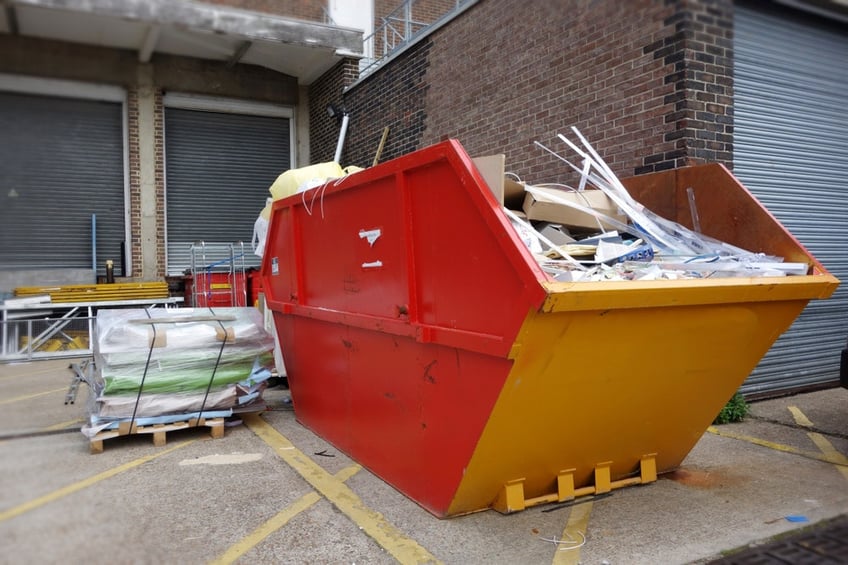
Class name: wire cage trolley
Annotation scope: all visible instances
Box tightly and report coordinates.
[187,241,248,308]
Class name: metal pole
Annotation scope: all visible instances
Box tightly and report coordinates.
[404,0,411,41]
[334,113,350,164]
[91,214,97,280]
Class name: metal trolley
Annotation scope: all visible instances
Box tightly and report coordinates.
[188,241,248,308]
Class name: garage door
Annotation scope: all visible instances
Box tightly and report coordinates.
[0,83,126,277]
[734,3,848,395]
[164,98,292,276]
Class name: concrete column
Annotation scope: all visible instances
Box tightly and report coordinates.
[136,64,159,280]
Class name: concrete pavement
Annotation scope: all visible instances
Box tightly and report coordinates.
[1,357,846,564]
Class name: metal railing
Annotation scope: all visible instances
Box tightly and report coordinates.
[1,313,94,362]
[0,297,185,363]
[359,0,474,78]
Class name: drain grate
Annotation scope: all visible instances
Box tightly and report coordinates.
[710,515,848,564]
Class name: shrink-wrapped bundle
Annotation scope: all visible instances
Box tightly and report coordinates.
[82,307,275,438]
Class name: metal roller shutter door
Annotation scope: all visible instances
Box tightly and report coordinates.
[734,3,848,395]
[164,107,291,276]
[0,91,126,276]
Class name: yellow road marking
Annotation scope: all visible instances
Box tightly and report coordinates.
[706,427,847,467]
[0,440,195,522]
[0,387,66,405]
[789,406,848,482]
[788,406,814,427]
[243,413,441,565]
[42,418,84,432]
[807,434,848,481]
[210,465,361,565]
[552,501,592,565]
[0,363,81,380]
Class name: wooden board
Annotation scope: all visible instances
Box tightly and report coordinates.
[15,282,170,303]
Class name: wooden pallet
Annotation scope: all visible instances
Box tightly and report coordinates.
[89,416,225,454]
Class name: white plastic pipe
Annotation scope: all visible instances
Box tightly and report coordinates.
[334,113,349,164]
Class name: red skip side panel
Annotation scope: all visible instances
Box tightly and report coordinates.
[275,314,512,515]
[261,140,547,516]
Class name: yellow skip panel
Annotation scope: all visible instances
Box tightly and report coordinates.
[447,293,814,516]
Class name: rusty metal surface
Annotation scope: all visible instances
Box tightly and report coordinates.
[622,163,821,268]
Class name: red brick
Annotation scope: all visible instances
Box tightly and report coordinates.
[316,0,733,179]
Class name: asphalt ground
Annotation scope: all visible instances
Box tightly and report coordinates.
[1,357,846,564]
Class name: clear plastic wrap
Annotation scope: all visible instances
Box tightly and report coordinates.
[82,307,275,438]
[524,127,810,281]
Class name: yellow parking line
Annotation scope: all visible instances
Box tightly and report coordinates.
[551,501,592,565]
[807,434,848,480]
[210,465,361,565]
[243,413,441,565]
[0,440,195,522]
[788,406,814,427]
[42,419,84,432]
[0,387,66,405]
[706,426,847,467]
[789,406,848,481]
[0,363,77,380]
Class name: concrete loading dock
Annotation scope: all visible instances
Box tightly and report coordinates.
[1,358,847,563]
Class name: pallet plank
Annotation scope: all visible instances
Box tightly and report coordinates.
[89,417,226,453]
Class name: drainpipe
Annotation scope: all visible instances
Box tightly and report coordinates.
[334,111,350,164]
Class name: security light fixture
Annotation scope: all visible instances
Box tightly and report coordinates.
[326,103,346,123]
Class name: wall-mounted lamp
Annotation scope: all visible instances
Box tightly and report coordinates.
[326,103,347,123]
[325,103,351,163]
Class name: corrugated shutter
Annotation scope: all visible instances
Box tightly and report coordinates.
[734,3,848,395]
[0,91,125,275]
[164,107,291,275]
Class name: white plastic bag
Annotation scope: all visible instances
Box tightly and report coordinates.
[252,197,272,258]
[252,214,269,258]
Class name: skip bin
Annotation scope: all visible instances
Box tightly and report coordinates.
[261,140,839,518]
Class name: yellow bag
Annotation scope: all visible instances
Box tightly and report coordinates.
[268,162,345,201]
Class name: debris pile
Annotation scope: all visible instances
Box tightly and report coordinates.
[501,128,809,282]
[81,307,275,439]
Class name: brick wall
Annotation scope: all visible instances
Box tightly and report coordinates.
[323,0,734,185]
[643,0,734,174]
[337,40,432,168]
[127,88,141,277]
[153,91,166,280]
[411,0,456,23]
[371,0,458,57]
[127,87,167,280]
[203,0,327,21]
[309,59,361,164]
[375,0,458,25]
[423,0,675,183]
